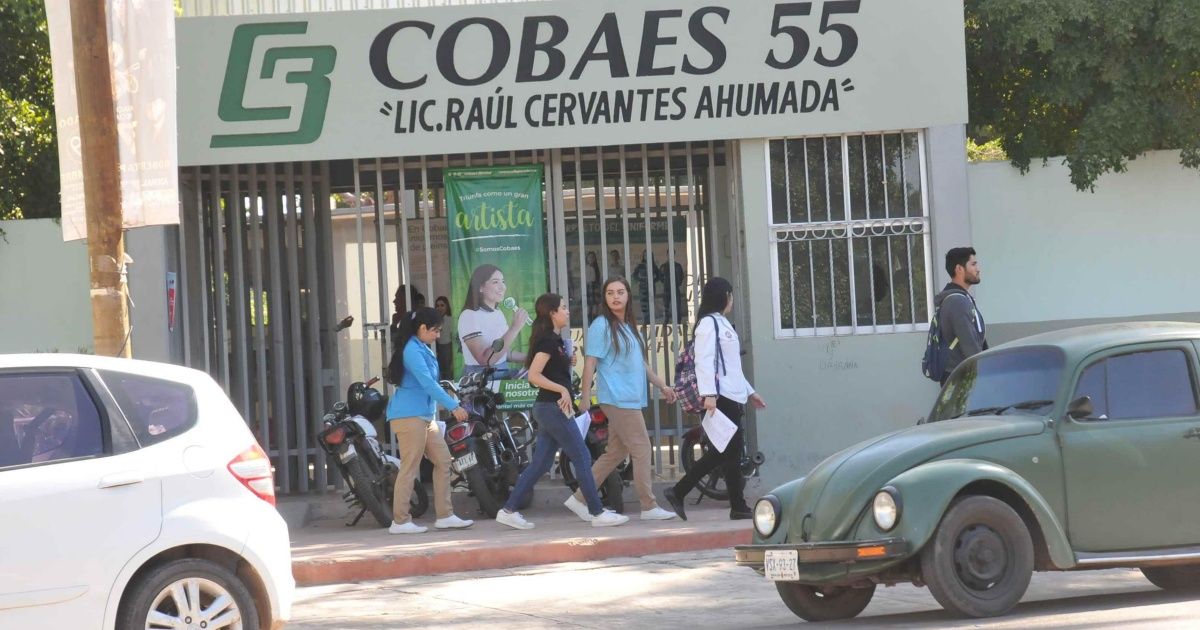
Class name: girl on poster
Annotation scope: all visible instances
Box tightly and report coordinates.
[458,264,528,379]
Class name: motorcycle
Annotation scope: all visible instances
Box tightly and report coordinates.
[679,424,765,503]
[440,339,535,518]
[556,403,626,513]
[317,377,429,527]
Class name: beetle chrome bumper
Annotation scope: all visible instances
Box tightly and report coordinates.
[734,538,908,567]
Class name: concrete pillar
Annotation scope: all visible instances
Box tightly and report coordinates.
[125,225,185,364]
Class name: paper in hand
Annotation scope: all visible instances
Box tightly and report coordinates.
[701,408,739,453]
[575,410,591,438]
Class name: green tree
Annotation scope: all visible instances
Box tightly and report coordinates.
[967,0,1200,190]
[0,1,59,220]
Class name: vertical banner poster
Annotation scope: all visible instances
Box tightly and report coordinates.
[44,0,180,241]
[445,166,547,409]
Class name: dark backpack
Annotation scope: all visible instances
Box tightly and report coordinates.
[921,291,968,382]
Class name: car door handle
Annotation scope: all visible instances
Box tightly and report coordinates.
[1183,427,1200,440]
[98,471,144,489]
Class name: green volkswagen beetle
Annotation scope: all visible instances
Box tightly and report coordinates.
[736,322,1200,621]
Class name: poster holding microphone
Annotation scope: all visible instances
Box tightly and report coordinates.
[445,165,548,410]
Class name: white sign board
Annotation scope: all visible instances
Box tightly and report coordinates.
[177,0,967,166]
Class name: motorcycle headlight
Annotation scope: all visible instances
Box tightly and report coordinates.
[873,487,901,532]
[753,495,781,538]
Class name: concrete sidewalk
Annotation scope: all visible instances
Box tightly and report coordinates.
[286,481,755,586]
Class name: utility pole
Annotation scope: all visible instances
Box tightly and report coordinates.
[70,0,131,357]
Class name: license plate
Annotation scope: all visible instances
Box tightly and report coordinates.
[765,549,800,581]
[453,451,478,473]
[338,443,357,463]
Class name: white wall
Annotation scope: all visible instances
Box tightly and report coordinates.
[0,219,93,353]
[968,151,1200,325]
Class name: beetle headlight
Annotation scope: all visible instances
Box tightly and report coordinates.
[753,495,781,537]
[872,487,901,532]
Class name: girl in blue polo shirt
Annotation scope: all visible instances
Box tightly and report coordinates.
[385,306,473,534]
[570,277,678,522]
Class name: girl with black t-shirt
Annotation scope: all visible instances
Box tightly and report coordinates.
[496,294,629,530]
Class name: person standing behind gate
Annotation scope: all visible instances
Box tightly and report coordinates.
[496,293,629,530]
[567,277,679,522]
[434,296,455,379]
[664,277,766,521]
[659,257,686,323]
[385,307,474,534]
[934,247,987,386]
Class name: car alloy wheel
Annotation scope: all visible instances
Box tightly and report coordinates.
[146,577,244,630]
[119,558,259,630]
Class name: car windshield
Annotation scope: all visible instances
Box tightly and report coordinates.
[928,347,1064,422]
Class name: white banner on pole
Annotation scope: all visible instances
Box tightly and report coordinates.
[45,0,181,241]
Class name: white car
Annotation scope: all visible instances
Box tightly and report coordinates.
[0,354,294,630]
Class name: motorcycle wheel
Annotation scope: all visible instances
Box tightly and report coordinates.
[464,465,503,518]
[559,453,625,514]
[408,479,429,518]
[681,432,729,502]
[382,465,428,519]
[344,456,393,527]
[558,452,580,489]
[601,471,625,514]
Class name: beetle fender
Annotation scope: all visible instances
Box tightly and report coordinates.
[875,459,1074,569]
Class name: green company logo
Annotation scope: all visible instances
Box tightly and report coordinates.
[211,22,337,148]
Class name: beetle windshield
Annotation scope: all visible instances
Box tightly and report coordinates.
[929,348,1064,422]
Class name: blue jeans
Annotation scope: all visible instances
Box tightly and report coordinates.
[504,402,604,516]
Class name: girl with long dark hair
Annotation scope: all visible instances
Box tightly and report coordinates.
[434,296,455,379]
[567,277,678,522]
[664,277,767,521]
[458,264,528,378]
[495,294,629,530]
[385,306,474,534]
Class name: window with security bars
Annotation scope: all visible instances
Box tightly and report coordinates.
[768,131,933,337]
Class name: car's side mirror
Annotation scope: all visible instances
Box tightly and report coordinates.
[1066,396,1094,420]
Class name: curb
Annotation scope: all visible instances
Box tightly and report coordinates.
[293,527,751,586]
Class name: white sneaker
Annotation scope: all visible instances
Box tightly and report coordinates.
[591,509,630,528]
[434,514,475,529]
[496,509,535,530]
[563,495,592,522]
[388,520,427,534]
[640,506,678,521]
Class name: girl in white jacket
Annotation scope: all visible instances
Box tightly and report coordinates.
[665,277,766,520]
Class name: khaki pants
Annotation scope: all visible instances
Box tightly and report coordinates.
[390,417,453,523]
[573,405,659,512]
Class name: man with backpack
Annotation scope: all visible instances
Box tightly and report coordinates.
[924,247,988,386]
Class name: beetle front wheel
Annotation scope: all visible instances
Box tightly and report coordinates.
[920,495,1034,618]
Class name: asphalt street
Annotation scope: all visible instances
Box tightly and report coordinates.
[288,548,1200,628]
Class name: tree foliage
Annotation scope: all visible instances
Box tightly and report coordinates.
[966,0,1200,190]
[0,1,59,220]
